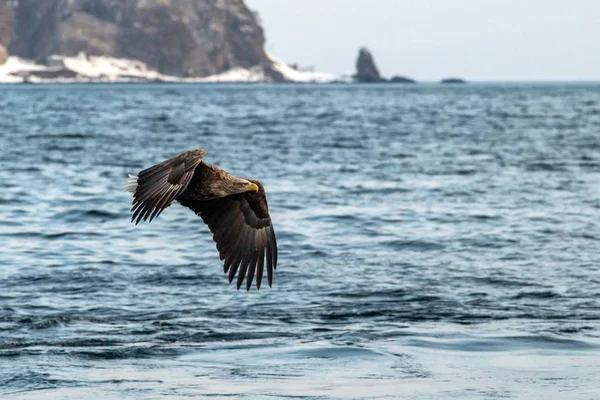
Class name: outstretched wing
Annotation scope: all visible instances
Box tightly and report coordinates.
[179,182,278,291]
[127,149,206,224]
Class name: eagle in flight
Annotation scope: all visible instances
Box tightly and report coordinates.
[126,149,277,291]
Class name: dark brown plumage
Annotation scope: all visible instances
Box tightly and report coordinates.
[126,149,278,290]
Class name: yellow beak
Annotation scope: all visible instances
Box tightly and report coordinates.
[248,183,259,192]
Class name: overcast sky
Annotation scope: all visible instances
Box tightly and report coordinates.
[247,0,600,81]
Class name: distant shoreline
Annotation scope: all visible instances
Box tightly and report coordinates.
[3,56,597,86]
[2,80,599,85]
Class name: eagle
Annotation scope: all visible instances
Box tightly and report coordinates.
[125,149,278,291]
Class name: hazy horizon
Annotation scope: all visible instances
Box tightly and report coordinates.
[247,0,600,81]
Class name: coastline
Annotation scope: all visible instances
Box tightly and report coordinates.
[0,53,340,85]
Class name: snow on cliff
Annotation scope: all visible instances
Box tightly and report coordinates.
[268,53,336,83]
[0,57,47,83]
[0,53,337,84]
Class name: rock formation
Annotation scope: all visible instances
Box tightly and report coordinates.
[1,0,284,80]
[441,78,466,84]
[355,47,383,82]
[354,47,417,83]
[389,75,416,84]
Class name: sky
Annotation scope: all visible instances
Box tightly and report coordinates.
[246,0,600,81]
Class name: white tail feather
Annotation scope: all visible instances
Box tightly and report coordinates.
[125,174,138,194]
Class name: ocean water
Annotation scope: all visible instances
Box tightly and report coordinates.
[1,83,599,399]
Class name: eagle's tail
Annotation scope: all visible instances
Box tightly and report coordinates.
[125,174,138,194]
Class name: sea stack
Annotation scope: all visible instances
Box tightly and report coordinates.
[355,47,384,83]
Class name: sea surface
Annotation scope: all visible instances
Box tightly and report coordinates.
[1,83,599,399]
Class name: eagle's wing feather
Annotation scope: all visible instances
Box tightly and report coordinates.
[179,182,278,290]
[128,149,205,224]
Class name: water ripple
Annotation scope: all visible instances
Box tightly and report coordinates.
[1,83,599,399]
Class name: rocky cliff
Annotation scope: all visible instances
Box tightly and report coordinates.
[0,45,6,65]
[1,0,284,80]
[0,0,13,48]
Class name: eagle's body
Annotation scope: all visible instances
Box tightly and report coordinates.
[126,149,277,291]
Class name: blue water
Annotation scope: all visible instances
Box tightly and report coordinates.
[1,83,600,399]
